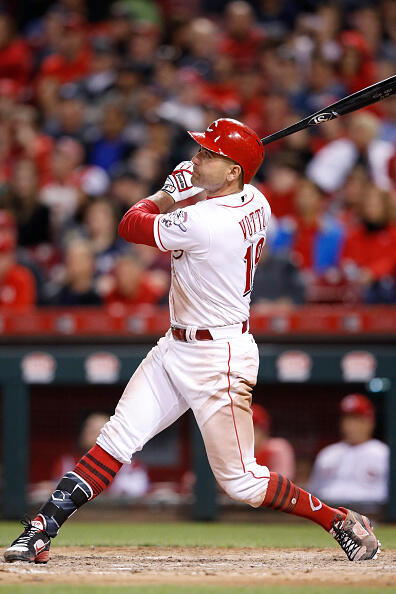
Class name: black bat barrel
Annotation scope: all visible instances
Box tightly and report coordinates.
[261,75,396,146]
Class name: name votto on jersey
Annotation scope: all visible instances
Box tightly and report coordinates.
[238,207,266,240]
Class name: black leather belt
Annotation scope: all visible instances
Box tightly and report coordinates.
[171,320,248,342]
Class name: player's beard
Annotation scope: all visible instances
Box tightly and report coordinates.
[191,170,201,187]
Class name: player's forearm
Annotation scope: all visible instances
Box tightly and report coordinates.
[118,192,175,247]
[146,190,176,214]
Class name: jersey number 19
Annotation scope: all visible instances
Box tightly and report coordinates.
[243,237,265,296]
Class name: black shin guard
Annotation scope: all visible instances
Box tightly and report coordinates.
[39,471,93,537]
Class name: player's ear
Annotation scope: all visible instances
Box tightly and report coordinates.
[227,164,242,183]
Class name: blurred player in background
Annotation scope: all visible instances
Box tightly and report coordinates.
[308,393,389,512]
[30,412,150,503]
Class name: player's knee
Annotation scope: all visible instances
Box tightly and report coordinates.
[96,417,134,464]
[215,468,269,508]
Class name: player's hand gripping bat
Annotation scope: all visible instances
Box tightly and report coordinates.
[260,75,396,146]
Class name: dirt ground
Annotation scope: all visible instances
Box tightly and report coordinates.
[0,546,395,587]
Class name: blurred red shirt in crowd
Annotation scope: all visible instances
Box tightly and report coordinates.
[258,161,300,218]
[6,107,53,185]
[0,14,32,92]
[105,255,168,310]
[219,1,265,70]
[338,31,375,94]
[0,227,36,309]
[342,184,396,282]
[342,222,396,280]
[252,404,295,479]
[37,17,92,85]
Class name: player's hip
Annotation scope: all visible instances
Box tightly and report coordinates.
[163,329,259,397]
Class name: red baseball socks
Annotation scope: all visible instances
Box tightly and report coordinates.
[262,472,346,531]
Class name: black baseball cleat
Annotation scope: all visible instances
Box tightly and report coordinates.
[4,517,51,564]
[330,507,381,561]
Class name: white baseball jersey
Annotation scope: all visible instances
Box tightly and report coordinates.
[308,439,389,504]
[153,183,271,328]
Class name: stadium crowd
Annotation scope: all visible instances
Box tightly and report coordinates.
[0,0,396,309]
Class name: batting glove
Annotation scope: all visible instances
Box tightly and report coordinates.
[161,161,203,203]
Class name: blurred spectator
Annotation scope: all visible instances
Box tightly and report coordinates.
[308,393,389,510]
[350,5,382,58]
[259,156,301,218]
[104,254,169,312]
[291,56,346,116]
[110,63,145,120]
[0,13,32,92]
[271,178,344,274]
[40,137,84,234]
[379,95,396,145]
[26,7,65,66]
[251,244,305,306]
[0,78,18,127]
[1,159,51,247]
[79,37,117,104]
[35,77,60,130]
[126,21,161,73]
[6,106,53,184]
[314,2,343,64]
[307,112,395,193]
[250,91,293,143]
[219,1,265,70]
[37,15,92,85]
[180,18,218,79]
[88,102,131,174]
[381,0,396,61]
[44,88,90,144]
[252,403,295,479]
[49,237,101,306]
[157,71,206,131]
[82,198,127,276]
[388,153,396,193]
[37,412,150,501]
[330,166,369,231]
[255,0,297,37]
[0,226,36,309]
[107,3,134,56]
[110,171,150,215]
[127,145,164,192]
[338,30,375,94]
[341,183,396,303]
[199,54,241,116]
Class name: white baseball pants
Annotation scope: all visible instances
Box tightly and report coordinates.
[97,330,270,507]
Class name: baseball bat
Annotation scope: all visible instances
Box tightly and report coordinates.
[260,74,396,145]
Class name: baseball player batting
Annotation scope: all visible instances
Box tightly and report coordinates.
[4,119,380,564]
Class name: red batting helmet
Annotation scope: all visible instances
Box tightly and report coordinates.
[188,118,264,183]
[251,403,270,432]
[340,393,374,419]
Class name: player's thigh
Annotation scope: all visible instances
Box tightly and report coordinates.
[98,339,189,463]
[199,380,255,478]
[198,383,269,506]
